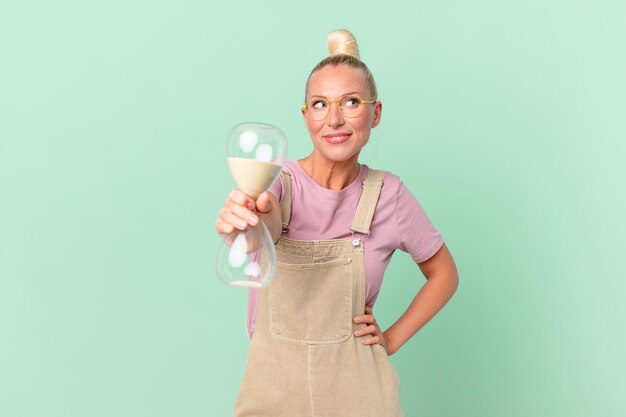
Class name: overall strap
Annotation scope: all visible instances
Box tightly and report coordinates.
[278,170,292,232]
[350,168,385,236]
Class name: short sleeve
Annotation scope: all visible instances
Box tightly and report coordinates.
[395,181,444,263]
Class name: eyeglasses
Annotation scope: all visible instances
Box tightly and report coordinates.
[302,94,376,121]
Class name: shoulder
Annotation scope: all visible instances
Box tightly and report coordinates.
[365,166,428,213]
[276,161,298,187]
[364,165,403,195]
[278,160,299,178]
[269,161,300,201]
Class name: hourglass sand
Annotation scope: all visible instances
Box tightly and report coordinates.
[216,123,287,288]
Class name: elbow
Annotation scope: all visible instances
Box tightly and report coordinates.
[448,260,459,295]
[451,269,459,295]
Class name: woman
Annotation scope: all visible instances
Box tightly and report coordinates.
[215,29,458,417]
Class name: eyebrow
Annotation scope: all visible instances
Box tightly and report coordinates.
[308,91,362,99]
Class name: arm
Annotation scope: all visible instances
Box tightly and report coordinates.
[354,243,458,355]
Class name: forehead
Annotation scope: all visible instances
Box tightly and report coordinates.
[307,65,368,97]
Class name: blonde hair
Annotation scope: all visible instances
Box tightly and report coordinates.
[305,29,378,101]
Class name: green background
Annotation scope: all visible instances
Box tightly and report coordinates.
[2,1,624,416]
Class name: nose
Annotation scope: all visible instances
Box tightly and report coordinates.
[326,100,345,127]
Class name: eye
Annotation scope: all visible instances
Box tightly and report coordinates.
[311,99,328,110]
[342,97,361,108]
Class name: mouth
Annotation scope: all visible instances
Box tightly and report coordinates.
[323,132,352,144]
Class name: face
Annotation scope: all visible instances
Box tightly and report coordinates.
[302,65,382,165]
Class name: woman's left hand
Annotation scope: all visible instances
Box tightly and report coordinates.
[353,305,393,355]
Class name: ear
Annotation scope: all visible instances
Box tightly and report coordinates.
[301,106,310,128]
[371,101,383,128]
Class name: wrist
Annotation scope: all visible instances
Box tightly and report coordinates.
[383,332,396,355]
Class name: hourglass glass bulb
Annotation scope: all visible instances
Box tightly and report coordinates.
[216,123,287,288]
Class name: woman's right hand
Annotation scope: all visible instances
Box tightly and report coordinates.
[214,190,260,237]
[214,190,281,242]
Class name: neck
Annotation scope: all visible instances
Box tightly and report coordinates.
[298,154,361,191]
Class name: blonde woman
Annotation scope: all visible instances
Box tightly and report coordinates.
[215,29,458,417]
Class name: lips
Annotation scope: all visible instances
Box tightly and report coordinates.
[323,132,352,144]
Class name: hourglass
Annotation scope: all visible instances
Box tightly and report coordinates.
[216,123,287,288]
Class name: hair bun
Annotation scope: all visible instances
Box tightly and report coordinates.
[327,29,360,59]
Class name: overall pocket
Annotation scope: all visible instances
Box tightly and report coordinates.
[269,257,353,344]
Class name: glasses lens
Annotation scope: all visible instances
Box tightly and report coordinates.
[306,98,329,121]
[339,96,362,117]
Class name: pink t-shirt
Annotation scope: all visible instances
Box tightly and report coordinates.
[246,160,444,338]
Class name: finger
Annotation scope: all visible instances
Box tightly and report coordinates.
[219,207,250,231]
[225,198,259,226]
[256,192,274,213]
[229,190,256,210]
[353,314,375,324]
[214,218,235,235]
[353,324,377,337]
[364,305,373,314]
[361,335,381,345]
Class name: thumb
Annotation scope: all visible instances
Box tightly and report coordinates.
[256,192,274,214]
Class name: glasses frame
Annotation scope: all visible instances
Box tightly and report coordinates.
[302,94,377,121]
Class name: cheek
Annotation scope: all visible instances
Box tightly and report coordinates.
[354,115,373,131]
[307,120,324,134]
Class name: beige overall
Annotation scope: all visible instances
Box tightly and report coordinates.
[235,168,404,417]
